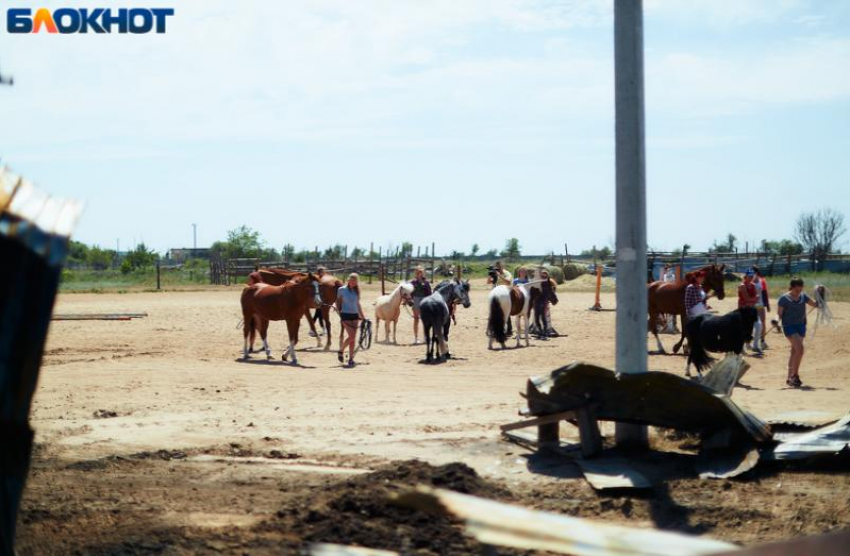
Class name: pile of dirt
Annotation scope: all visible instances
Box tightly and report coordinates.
[258,460,512,554]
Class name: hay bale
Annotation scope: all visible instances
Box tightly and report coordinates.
[519,264,565,284]
[562,263,587,281]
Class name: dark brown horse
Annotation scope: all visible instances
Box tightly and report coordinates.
[240,273,322,363]
[647,264,726,354]
[247,268,342,350]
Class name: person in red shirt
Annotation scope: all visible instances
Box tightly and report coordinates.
[738,270,762,354]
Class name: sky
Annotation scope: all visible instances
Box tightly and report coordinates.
[1,0,848,256]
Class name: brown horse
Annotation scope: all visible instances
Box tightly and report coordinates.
[247,268,342,350]
[240,273,322,363]
[647,264,726,354]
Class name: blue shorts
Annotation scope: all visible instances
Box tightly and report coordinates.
[783,323,806,338]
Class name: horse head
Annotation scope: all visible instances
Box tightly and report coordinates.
[305,272,323,307]
[453,279,471,308]
[399,282,414,303]
[705,264,726,300]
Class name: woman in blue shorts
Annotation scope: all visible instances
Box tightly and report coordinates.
[335,273,365,368]
[777,277,819,388]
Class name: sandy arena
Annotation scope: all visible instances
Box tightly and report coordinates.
[17,282,850,554]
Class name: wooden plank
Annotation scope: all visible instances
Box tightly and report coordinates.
[500,411,577,432]
[576,406,602,458]
[395,487,737,556]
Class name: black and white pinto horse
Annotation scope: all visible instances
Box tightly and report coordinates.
[487,283,539,349]
[418,279,471,363]
[685,306,758,377]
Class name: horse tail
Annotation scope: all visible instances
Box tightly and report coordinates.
[686,316,714,373]
[489,296,507,345]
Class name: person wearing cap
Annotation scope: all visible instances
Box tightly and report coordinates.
[752,266,770,350]
[660,264,678,333]
[335,272,365,368]
[738,270,761,354]
[684,271,710,320]
[532,268,557,337]
[410,266,432,345]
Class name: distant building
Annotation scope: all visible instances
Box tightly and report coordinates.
[166,247,210,263]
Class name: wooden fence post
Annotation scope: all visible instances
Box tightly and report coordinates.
[156,260,161,290]
[431,242,436,281]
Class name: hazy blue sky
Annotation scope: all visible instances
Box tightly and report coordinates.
[1,0,848,256]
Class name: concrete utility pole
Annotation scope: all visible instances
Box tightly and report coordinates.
[192,223,197,250]
[614,0,649,448]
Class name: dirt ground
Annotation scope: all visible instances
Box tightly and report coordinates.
[17,281,850,555]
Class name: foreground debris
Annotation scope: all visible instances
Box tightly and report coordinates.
[506,359,847,486]
[395,486,737,556]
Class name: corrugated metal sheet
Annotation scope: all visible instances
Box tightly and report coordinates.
[767,413,850,461]
[395,487,737,556]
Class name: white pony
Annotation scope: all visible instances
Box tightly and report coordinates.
[374,282,414,344]
[487,282,537,349]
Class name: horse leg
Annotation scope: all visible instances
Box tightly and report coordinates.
[392,319,398,344]
[648,312,666,353]
[304,307,321,347]
[242,319,251,360]
[672,325,686,354]
[424,322,433,362]
[259,319,271,359]
[287,318,299,365]
[443,320,451,359]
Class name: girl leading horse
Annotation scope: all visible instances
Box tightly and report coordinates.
[647,264,726,354]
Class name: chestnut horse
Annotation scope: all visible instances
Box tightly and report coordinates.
[240,273,322,363]
[647,264,726,354]
[247,268,342,350]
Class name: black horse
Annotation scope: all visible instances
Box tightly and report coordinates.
[530,279,559,338]
[685,306,758,377]
[418,280,471,363]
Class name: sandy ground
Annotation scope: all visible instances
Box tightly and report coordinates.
[16,281,850,554]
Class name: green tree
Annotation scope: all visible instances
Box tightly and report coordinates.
[484,248,498,258]
[121,243,157,274]
[210,226,267,260]
[449,250,465,259]
[86,246,115,270]
[470,243,480,257]
[501,238,521,262]
[68,240,90,265]
[400,242,414,257]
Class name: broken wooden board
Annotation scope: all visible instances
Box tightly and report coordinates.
[52,312,148,321]
[574,457,652,490]
[501,429,582,456]
[700,354,749,397]
[395,486,738,556]
[526,362,772,443]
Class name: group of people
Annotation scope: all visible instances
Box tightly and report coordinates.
[314,261,561,367]
[682,265,819,388]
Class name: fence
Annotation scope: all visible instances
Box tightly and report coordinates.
[210,255,441,286]
[646,251,850,281]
